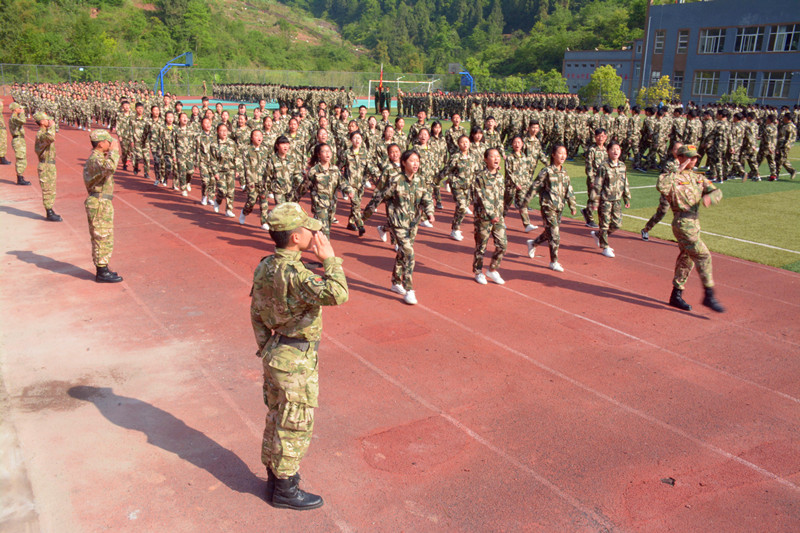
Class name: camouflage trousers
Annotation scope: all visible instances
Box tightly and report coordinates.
[37,162,57,210]
[347,186,365,229]
[473,218,507,273]
[585,175,600,211]
[215,170,236,210]
[742,149,758,178]
[243,180,270,224]
[120,138,133,167]
[150,148,163,182]
[390,224,418,290]
[643,195,670,233]
[261,339,319,479]
[85,196,114,267]
[162,155,176,185]
[450,186,471,231]
[598,199,622,248]
[728,150,745,177]
[706,149,727,181]
[757,147,776,176]
[531,206,563,262]
[132,143,149,176]
[503,184,531,227]
[776,148,795,176]
[176,158,194,190]
[12,136,26,175]
[671,215,713,290]
[311,195,333,237]
[0,127,7,157]
[199,162,213,199]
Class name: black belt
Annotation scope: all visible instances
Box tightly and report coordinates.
[275,334,318,352]
[90,192,114,201]
[677,211,699,220]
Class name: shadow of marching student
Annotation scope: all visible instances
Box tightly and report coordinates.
[67,386,266,499]
[7,250,95,281]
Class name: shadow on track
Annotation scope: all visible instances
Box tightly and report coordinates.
[0,204,44,221]
[67,386,266,499]
[7,250,95,280]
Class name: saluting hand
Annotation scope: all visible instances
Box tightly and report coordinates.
[311,231,335,261]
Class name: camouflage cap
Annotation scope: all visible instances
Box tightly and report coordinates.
[677,144,698,158]
[9,102,21,111]
[267,202,323,232]
[33,111,49,123]
[90,129,114,143]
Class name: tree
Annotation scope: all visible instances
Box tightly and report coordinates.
[526,69,569,93]
[579,65,626,107]
[719,86,755,106]
[636,75,677,107]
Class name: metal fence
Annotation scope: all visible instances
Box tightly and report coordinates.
[0,64,459,97]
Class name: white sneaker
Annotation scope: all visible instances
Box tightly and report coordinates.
[465,207,473,215]
[475,272,488,285]
[225,209,235,218]
[550,261,564,272]
[390,284,407,296]
[446,183,451,193]
[421,220,433,228]
[261,223,270,230]
[485,270,505,285]
[209,198,219,213]
[394,244,400,252]
[524,224,538,233]
[365,180,373,189]
[602,247,615,258]
[526,239,536,258]
[403,290,418,305]
[591,230,600,248]
[450,229,463,241]
[173,184,179,191]
[241,184,246,191]
[332,216,339,224]
[377,225,388,242]
[186,184,191,192]
[239,211,246,225]
[268,193,274,199]
[201,196,208,206]
[181,190,188,197]
[154,178,160,186]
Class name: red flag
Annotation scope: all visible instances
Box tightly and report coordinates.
[379,64,384,90]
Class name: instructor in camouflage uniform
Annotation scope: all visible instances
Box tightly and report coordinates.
[83,130,123,283]
[250,202,349,510]
[9,102,31,185]
[33,112,62,222]
[657,145,724,313]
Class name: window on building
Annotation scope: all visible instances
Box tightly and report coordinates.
[650,70,661,85]
[735,27,764,53]
[673,71,684,93]
[676,30,689,54]
[693,71,720,96]
[634,65,641,81]
[769,24,800,52]
[761,72,791,98]
[654,30,666,54]
[698,28,726,54]
[636,42,642,54]
[728,72,757,96]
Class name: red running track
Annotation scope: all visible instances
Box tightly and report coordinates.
[1,103,799,532]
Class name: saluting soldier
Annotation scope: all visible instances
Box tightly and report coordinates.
[33,112,62,222]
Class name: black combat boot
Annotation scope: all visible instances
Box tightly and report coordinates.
[271,473,323,511]
[0,156,11,165]
[358,225,366,237]
[96,266,123,283]
[45,209,62,222]
[17,175,31,186]
[669,287,692,311]
[265,469,276,503]
[702,287,725,313]
[346,222,357,231]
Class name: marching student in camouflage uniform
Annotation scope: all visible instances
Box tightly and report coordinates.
[174,113,196,195]
[340,131,370,235]
[741,112,760,181]
[131,103,150,177]
[160,111,178,188]
[642,142,682,241]
[240,129,271,229]
[503,136,537,232]
[626,106,642,167]
[196,117,215,204]
[445,113,467,155]
[148,105,164,185]
[657,145,724,313]
[363,150,435,306]
[728,113,746,178]
[408,110,428,145]
[590,142,630,257]
[33,112,62,221]
[268,136,301,204]
[0,101,12,166]
[428,121,447,209]
[209,123,240,218]
[232,113,253,189]
[445,135,479,241]
[706,110,731,182]
[472,148,507,285]
[8,103,31,185]
[582,128,607,228]
[758,114,778,180]
[304,143,353,237]
[525,145,577,273]
[250,202,349,510]
[83,130,123,283]
[776,112,797,179]
[116,101,134,171]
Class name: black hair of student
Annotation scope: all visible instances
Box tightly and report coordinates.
[309,142,331,166]
[135,102,144,108]
[430,120,442,137]
[607,141,621,150]
[216,122,227,134]
[400,149,420,169]
[549,144,567,162]
[594,128,607,136]
[269,228,300,249]
[483,147,500,159]
[349,130,363,140]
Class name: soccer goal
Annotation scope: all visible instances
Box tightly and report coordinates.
[367,78,440,99]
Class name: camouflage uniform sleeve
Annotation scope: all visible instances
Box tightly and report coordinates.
[701,178,722,205]
[292,257,349,307]
[565,177,577,212]
[623,170,632,205]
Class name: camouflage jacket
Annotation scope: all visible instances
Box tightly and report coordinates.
[131,115,148,144]
[742,121,758,153]
[445,125,467,154]
[708,120,731,154]
[196,130,215,167]
[446,151,481,189]
[161,124,177,157]
[761,123,777,151]
[34,124,56,164]
[244,145,269,187]
[505,151,534,188]
[415,144,438,186]
[684,118,702,146]
[148,119,164,152]
[471,168,505,221]
[9,110,26,138]
[84,149,120,196]
[364,169,433,228]
[585,144,607,181]
[657,169,721,215]
[778,122,797,151]
[175,126,196,164]
[250,249,348,347]
[730,122,745,152]
[268,152,301,198]
[523,134,545,166]
[210,137,239,175]
[529,165,576,212]
[340,148,369,189]
[598,160,630,203]
[306,163,351,208]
